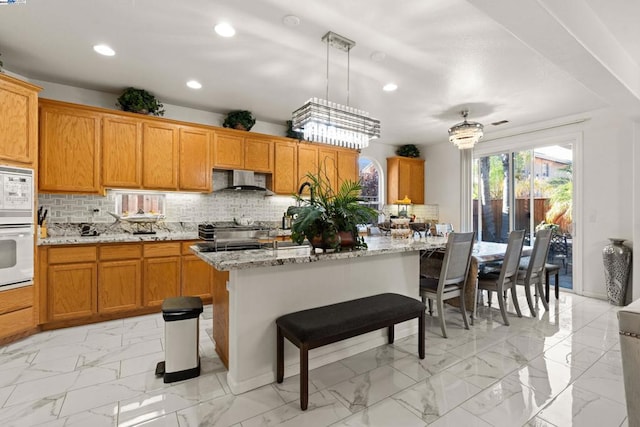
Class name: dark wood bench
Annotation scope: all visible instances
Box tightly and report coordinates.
[276,293,426,410]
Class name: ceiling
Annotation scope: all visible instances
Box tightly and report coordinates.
[0,0,638,145]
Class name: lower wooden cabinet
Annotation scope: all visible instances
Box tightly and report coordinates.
[212,269,229,368]
[99,260,142,313]
[48,263,98,321]
[181,242,213,300]
[143,256,181,307]
[39,241,213,327]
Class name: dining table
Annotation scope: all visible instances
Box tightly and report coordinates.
[420,240,532,319]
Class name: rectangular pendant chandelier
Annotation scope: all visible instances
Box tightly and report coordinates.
[292,32,380,150]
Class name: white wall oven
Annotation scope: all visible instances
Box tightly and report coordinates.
[0,166,34,290]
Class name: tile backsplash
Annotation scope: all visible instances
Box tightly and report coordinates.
[38,170,439,226]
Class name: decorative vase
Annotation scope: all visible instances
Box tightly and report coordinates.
[603,238,632,306]
[310,232,340,252]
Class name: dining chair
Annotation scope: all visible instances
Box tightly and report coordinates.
[477,229,526,326]
[517,228,552,316]
[419,231,475,338]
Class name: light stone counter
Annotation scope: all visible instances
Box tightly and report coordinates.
[38,231,199,245]
[191,235,448,271]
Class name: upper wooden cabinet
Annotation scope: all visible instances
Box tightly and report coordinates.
[297,143,319,193]
[212,131,273,173]
[39,100,102,194]
[142,122,179,190]
[387,156,425,204]
[337,149,359,186]
[0,74,40,166]
[102,114,143,188]
[212,132,244,170]
[272,138,298,195]
[179,127,211,191]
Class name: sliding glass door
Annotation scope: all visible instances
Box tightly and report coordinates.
[473,145,573,289]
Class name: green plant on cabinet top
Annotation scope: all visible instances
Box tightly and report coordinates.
[117,87,165,116]
[223,110,256,131]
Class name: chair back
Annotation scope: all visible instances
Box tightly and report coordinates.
[549,231,569,259]
[440,232,475,286]
[498,230,526,285]
[526,228,552,278]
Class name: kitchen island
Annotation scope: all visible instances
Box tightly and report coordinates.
[192,235,446,394]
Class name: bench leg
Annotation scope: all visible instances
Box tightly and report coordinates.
[388,325,394,344]
[300,344,309,411]
[554,271,559,299]
[418,311,425,359]
[276,326,284,383]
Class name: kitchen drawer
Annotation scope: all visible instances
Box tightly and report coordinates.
[0,307,34,339]
[144,242,181,258]
[0,286,33,315]
[100,244,143,261]
[181,241,199,255]
[48,246,97,264]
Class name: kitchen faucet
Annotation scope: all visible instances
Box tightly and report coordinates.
[297,181,314,203]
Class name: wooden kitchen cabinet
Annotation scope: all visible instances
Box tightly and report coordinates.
[142,121,179,190]
[179,126,211,191]
[39,100,102,193]
[212,131,244,169]
[212,130,273,173]
[143,242,181,307]
[387,156,425,204]
[181,242,213,300]
[212,268,230,368]
[0,74,40,166]
[45,246,98,322]
[98,244,143,314]
[0,286,36,342]
[318,146,338,191]
[297,143,318,193]
[272,138,298,195]
[102,115,143,188]
[337,149,359,186]
[244,136,273,173]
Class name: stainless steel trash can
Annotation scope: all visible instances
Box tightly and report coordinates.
[156,296,203,383]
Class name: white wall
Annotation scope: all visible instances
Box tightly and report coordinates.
[423,142,462,230]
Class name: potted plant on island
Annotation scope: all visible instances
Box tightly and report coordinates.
[116,87,165,116]
[223,110,256,131]
[287,169,377,252]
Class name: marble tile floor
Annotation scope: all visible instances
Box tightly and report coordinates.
[0,289,628,427]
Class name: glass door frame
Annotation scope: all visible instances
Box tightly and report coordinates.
[462,129,583,295]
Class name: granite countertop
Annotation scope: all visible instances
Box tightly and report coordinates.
[38,231,200,246]
[192,235,448,271]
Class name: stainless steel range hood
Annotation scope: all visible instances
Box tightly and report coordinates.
[216,170,274,196]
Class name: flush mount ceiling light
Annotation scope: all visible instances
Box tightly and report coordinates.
[214,22,235,37]
[292,31,380,150]
[186,80,202,89]
[448,110,484,150]
[93,44,115,56]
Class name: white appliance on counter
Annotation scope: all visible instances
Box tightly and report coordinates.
[0,166,34,290]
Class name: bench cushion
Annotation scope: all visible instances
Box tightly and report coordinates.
[276,293,425,343]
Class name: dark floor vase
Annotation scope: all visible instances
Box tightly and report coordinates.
[603,238,632,305]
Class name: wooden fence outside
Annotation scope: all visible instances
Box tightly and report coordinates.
[472,198,550,238]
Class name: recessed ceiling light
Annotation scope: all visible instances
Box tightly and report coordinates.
[383,83,398,92]
[282,15,300,26]
[186,80,202,89]
[214,22,236,38]
[93,44,115,56]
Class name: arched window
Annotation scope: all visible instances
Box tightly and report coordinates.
[358,156,382,212]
